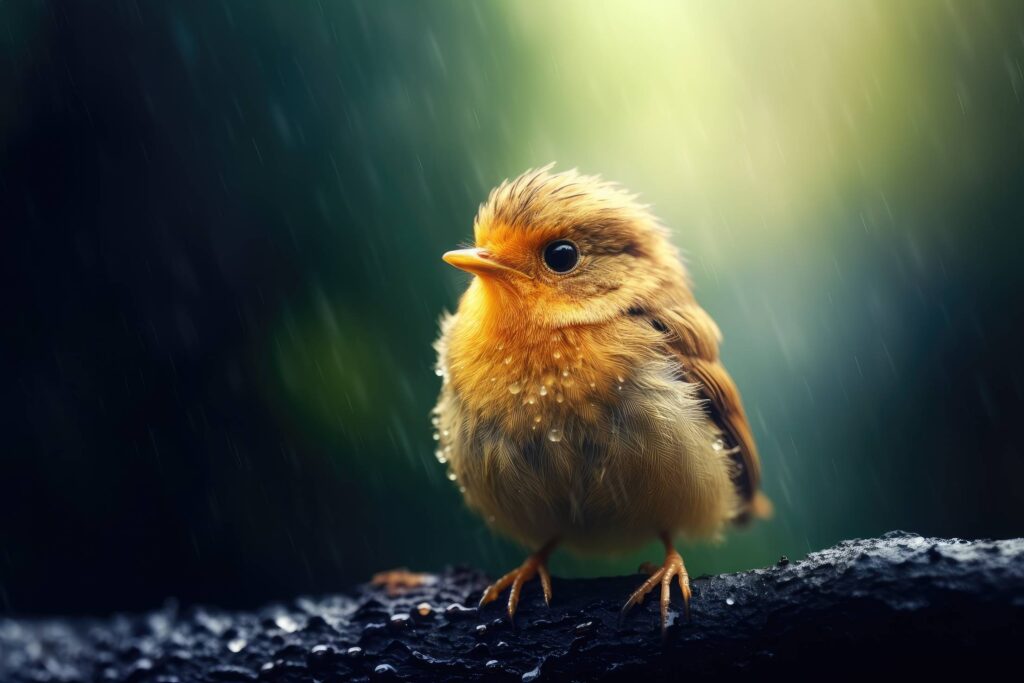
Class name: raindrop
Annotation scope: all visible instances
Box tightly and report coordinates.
[539,386,548,397]
[447,471,457,481]
[432,432,440,441]
[445,603,476,618]
[713,439,725,452]
[508,382,522,395]
[434,450,447,464]
[547,428,563,443]
[274,614,298,633]
[310,644,333,658]
[374,663,398,676]
[434,368,444,377]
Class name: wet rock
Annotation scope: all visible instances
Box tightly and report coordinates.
[1,534,1022,680]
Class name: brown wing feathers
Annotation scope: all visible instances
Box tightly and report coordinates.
[636,303,770,523]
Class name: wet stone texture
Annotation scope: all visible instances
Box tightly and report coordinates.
[2,532,1022,681]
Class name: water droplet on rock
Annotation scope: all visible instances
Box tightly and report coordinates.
[227,638,247,653]
[374,663,398,677]
[445,603,476,619]
[274,615,298,633]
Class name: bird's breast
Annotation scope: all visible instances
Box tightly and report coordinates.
[433,311,737,550]
[440,316,639,438]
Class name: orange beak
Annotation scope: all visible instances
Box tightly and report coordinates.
[442,248,527,279]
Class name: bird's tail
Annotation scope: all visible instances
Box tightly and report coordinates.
[749,491,774,520]
[732,491,774,527]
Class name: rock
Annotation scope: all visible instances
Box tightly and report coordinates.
[1,533,1022,680]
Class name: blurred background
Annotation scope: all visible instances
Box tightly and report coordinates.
[2,0,1023,616]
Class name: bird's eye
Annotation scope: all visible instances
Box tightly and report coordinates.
[542,240,579,273]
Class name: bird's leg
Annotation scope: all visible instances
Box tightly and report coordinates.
[478,539,558,621]
[621,532,691,634]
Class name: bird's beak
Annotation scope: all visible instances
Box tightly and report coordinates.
[442,248,526,279]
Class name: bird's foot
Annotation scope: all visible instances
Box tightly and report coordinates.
[621,538,691,635]
[478,540,557,622]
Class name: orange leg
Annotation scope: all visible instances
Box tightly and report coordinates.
[621,532,691,634]
[478,539,558,621]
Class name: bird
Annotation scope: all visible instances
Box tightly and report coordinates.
[432,165,771,633]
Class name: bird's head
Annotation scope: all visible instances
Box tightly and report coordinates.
[444,166,687,329]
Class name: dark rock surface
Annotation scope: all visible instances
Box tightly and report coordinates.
[2,532,1022,681]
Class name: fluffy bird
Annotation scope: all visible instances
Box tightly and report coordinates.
[433,166,770,631]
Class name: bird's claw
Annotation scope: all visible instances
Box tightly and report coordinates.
[478,548,554,621]
[621,547,691,635]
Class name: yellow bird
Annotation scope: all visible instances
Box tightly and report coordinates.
[433,165,771,631]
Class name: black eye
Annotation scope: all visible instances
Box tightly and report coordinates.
[542,240,579,273]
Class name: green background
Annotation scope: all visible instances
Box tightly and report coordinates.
[1,1,1022,614]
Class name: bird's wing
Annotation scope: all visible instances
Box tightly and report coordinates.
[640,303,770,523]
